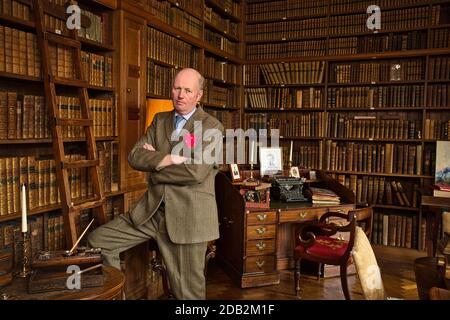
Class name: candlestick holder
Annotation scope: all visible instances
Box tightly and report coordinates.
[244,163,259,186]
[288,160,293,172]
[16,232,31,278]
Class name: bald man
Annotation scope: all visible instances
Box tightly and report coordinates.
[88,68,224,299]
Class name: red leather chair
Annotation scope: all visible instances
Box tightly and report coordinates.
[293,206,373,299]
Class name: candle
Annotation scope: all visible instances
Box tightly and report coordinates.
[289,140,293,162]
[249,140,254,164]
[21,184,27,233]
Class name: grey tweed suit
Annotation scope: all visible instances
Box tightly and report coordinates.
[88,106,223,299]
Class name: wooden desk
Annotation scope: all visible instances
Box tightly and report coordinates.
[215,171,356,288]
[0,266,124,300]
[421,196,450,257]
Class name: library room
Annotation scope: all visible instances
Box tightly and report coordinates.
[0,0,450,308]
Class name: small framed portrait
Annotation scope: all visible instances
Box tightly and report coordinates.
[259,147,283,176]
[229,164,242,182]
[309,170,317,180]
[290,166,300,178]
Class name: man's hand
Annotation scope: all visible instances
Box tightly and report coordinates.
[156,154,189,169]
[143,143,155,151]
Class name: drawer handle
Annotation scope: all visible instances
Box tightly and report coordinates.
[256,260,265,268]
[257,213,267,221]
[256,227,266,235]
[298,212,307,219]
[256,241,266,251]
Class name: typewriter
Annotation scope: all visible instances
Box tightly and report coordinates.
[271,176,309,202]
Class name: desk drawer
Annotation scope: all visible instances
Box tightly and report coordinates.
[326,205,354,215]
[246,239,276,256]
[245,255,276,273]
[247,211,277,225]
[246,225,276,239]
[279,208,327,223]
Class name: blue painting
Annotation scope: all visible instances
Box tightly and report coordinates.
[435,141,450,186]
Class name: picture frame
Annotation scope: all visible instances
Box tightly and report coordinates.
[290,166,300,178]
[229,164,242,182]
[259,147,283,176]
[309,170,317,180]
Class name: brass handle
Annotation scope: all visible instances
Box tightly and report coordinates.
[256,260,265,268]
[126,88,131,93]
[337,209,345,213]
[257,214,267,221]
[298,211,307,219]
[256,227,266,235]
[256,241,266,251]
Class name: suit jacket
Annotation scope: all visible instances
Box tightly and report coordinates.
[127,106,224,244]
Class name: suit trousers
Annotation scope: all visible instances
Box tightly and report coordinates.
[87,206,208,299]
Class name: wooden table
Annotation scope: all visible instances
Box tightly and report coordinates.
[421,195,450,257]
[0,266,124,300]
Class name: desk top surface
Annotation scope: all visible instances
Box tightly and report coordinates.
[248,200,355,211]
[0,266,124,300]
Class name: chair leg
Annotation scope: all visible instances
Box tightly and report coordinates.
[317,263,322,280]
[295,258,301,298]
[340,263,351,300]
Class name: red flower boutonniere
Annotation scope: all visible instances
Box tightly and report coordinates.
[184,133,196,148]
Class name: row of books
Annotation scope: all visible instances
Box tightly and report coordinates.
[209,0,241,18]
[267,113,326,137]
[204,109,239,131]
[428,57,450,80]
[327,85,424,109]
[144,0,203,21]
[245,87,323,110]
[260,62,326,85]
[147,62,176,97]
[204,5,239,39]
[0,196,122,268]
[204,56,238,84]
[429,27,450,49]
[326,114,421,140]
[0,0,110,45]
[147,27,200,69]
[0,92,118,140]
[423,119,450,140]
[246,0,327,22]
[0,142,119,217]
[328,31,427,56]
[246,40,326,60]
[246,18,328,41]
[428,84,450,109]
[371,213,423,250]
[330,0,432,13]
[80,51,113,88]
[202,82,237,107]
[329,60,424,83]
[325,141,421,175]
[281,140,322,169]
[330,173,419,208]
[204,29,238,56]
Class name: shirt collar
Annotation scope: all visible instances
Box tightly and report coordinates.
[175,107,197,122]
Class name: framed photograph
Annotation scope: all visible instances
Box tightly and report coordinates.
[309,170,317,180]
[259,147,283,176]
[290,166,300,178]
[229,164,242,182]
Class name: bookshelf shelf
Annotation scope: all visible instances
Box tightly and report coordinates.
[328,80,426,86]
[205,0,242,23]
[87,85,115,92]
[244,83,325,88]
[0,71,41,82]
[204,21,239,42]
[146,93,171,99]
[202,103,240,110]
[247,12,328,24]
[244,108,325,112]
[373,204,420,212]
[326,138,423,143]
[206,76,239,87]
[327,107,424,111]
[280,136,324,140]
[80,38,115,52]
[325,170,433,179]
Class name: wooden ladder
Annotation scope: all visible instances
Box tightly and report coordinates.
[32,0,107,247]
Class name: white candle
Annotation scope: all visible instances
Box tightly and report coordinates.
[289,140,293,162]
[249,140,254,164]
[21,184,27,233]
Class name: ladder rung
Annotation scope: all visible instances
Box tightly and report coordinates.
[52,76,87,87]
[63,159,99,169]
[57,118,93,126]
[71,199,105,212]
[45,32,80,48]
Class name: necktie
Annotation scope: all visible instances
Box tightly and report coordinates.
[175,115,184,134]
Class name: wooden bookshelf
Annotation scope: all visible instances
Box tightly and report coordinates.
[243,0,450,252]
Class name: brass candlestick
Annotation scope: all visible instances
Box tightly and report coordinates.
[16,232,31,278]
[244,163,259,185]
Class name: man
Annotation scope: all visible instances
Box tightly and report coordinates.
[88,68,224,299]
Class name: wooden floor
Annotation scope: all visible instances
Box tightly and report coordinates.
[205,245,426,300]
